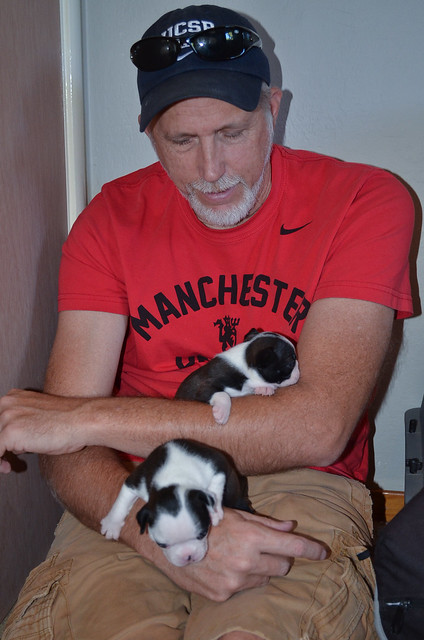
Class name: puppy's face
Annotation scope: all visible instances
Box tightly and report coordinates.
[246,333,300,387]
[136,486,213,567]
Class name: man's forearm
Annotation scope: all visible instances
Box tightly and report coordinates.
[39,384,352,477]
[39,447,129,531]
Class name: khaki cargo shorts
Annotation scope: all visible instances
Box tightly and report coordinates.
[3,469,378,640]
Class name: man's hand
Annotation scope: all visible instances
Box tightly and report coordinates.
[137,508,328,602]
[0,389,89,471]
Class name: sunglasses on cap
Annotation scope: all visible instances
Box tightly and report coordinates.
[130,26,262,72]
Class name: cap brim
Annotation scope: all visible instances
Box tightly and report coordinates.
[139,69,263,131]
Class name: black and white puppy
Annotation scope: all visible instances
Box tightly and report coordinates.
[176,329,300,424]
[100,438,252,567]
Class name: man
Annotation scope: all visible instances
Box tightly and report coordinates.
[0,5,414,639]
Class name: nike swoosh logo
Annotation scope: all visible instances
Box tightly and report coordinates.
[280,222,312,235]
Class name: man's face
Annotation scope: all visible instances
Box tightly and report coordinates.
[147,90,281,229]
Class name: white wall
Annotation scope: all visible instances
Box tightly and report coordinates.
[81,0,423,491]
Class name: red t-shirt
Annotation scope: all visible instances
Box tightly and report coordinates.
[58,145,414,482]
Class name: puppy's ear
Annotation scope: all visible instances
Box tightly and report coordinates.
[203,491,216,508]
[188,489,215,508]
[136,505,154,534]
[244,328,260,342]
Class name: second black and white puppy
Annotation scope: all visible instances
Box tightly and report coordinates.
[176,329,300,424]
[100,438,253,567]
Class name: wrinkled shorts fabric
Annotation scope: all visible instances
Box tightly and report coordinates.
[3,468,378,640]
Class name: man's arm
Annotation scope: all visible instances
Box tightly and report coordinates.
[0,298,394,476]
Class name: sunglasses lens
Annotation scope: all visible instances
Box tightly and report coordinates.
[130,27,261,71]
[193,27,248,61]
[131,38,178,71]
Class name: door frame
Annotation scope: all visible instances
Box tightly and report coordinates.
[60,0,87,229]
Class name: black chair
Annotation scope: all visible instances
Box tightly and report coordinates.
[404,395,424,503]
[374,394,424,639]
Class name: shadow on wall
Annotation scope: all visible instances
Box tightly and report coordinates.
[367,180,422,489]
[239,10,292,146]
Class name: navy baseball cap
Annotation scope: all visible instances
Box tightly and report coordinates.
[132,5,271,131]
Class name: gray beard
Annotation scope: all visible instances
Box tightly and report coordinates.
[184,170,267,228]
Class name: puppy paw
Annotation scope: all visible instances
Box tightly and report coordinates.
[209,502,224,527]
[100,516,123,540]
[254,385,275,396]
[210,392,231,424]
[212,404,230,425]
[210,509,224,527]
